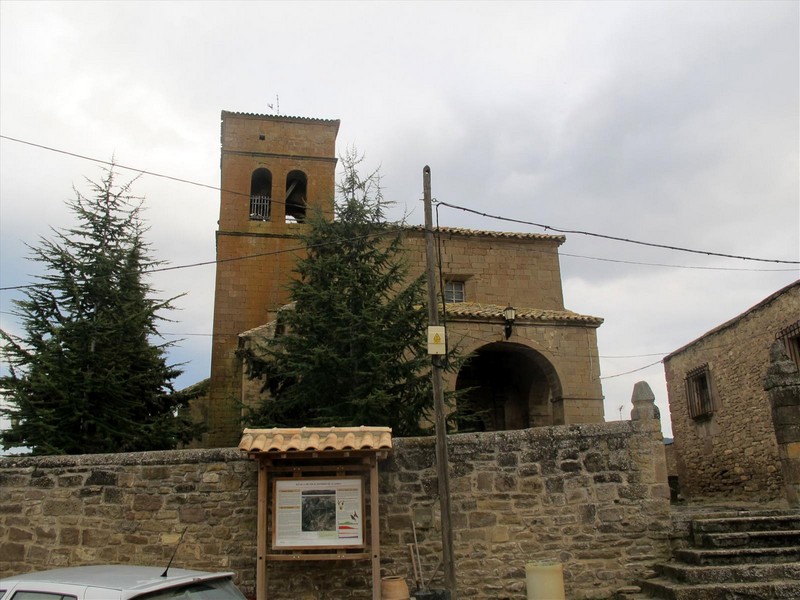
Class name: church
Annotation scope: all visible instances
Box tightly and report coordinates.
[198,110,605,447]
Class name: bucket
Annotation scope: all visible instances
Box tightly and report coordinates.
[381,575,410,600]
[525,562,565,600]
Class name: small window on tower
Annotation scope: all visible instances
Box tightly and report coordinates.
[685,364,715,420]
[285,170,308,223]
[444,280,466,303]
[250,168,272,221]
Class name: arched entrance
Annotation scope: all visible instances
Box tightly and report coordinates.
[454,342,562,432]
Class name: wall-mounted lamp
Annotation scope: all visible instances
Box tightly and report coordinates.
[503,304,516,340]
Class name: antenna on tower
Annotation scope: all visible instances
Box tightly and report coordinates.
[267,95,280,115]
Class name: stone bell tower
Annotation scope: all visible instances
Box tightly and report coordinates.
[207,111,340,446]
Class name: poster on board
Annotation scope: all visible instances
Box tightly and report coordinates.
[273,477,364,549]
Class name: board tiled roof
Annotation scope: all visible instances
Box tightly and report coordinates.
[238,426,392,454]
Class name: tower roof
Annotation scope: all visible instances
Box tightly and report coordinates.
[221,110,340,131]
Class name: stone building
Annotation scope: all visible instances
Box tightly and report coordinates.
[205,111,605,446]
[663,279,800,501]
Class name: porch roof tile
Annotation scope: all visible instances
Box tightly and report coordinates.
[445,302,603,325]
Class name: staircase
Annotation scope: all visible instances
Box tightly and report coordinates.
[616,510,800,600]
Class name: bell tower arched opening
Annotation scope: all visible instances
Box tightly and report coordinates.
[285,170,308,223]
[250,168,272,221]
[454,342,562,432]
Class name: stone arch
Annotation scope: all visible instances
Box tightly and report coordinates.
[454,341,563,432]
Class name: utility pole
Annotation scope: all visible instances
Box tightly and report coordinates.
[423,166,457,598]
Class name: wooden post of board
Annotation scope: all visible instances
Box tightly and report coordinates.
[370,454,380,600]
[257,460,268,600]
[239,428,392,600]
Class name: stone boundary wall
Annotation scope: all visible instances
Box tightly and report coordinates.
[1,420,670,600]
[0,448,258,584]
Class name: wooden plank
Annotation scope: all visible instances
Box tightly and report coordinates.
[266,552,371,561]
[370,455,381,600]
[249,450,376,460]
[257,460,268,600]
[267,464,371,474]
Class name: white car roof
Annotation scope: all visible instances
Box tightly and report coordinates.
[1,565,236,598]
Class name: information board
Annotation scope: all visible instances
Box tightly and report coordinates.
[272,477,365,549]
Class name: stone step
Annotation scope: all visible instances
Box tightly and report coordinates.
[613,585,652,600]
[692,514,800,535]
[655,561,800,584]
[638,577,800,600]
[693,529,800,549]
[673,545,800,566]
[620,511,800,599]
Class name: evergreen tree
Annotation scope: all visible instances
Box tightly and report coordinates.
[0,165,197,454]
[242,152,434,436]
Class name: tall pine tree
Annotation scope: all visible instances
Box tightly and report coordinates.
[0,165,196,454]
[242,152,434,436]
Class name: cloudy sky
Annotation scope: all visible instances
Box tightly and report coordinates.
[1,1,798,439]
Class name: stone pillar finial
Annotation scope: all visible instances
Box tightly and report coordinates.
[630,380,658,421]
[765,340,800,507]
[765,339,800,391]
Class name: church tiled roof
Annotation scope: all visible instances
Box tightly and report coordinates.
[404,225,565,243]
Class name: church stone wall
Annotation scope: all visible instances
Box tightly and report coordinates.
[237,228,605,429]
[1,420,669,600]
[399,229,566,311]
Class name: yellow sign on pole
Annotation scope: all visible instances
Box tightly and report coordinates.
[427,326,446,355]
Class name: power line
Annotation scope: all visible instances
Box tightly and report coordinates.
[3,234,791,292]
[148,225,400,274]
[1,248,795,295]
[600,352,667,358]
[0,227,401,292]
[0,135,221,194]
[436,201,799,265]
[161,332,214,337]
[559,251,796,272]
[3,136,792,406]
[2,133,797,267]
[115,225,800,279]
[0,308,689,377]
[600,359,663,379]
[0,136,795,297]
[0,134,288,209]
